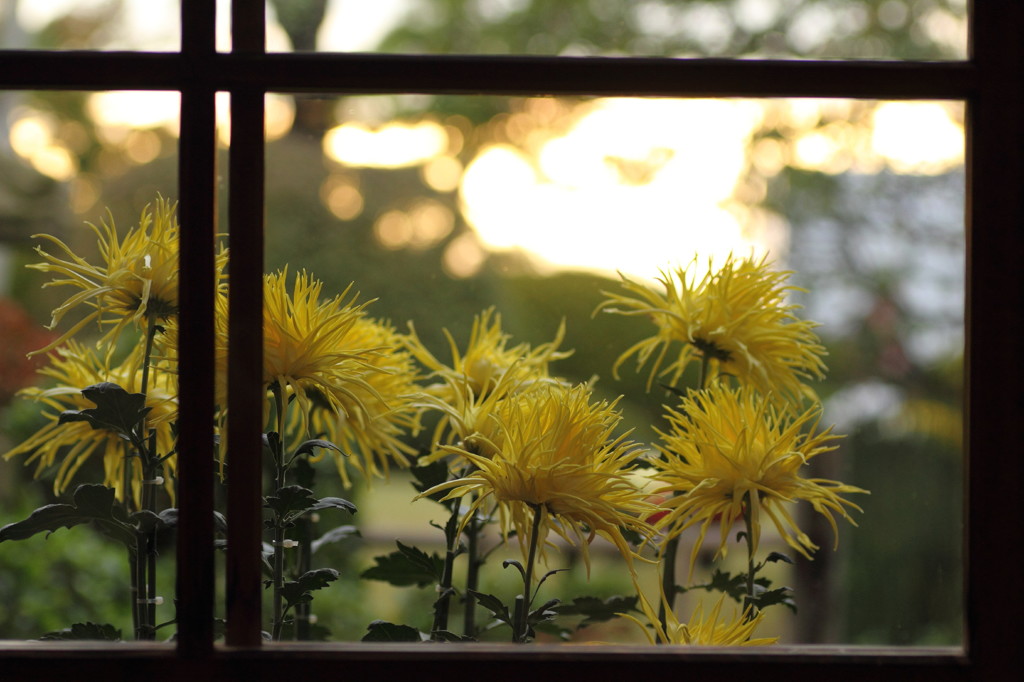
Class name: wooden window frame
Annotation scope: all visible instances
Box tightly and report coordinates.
[1,1,1020,678]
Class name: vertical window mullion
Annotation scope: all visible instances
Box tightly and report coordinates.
[963,1,1024,677]
[175,0,218,658]
[226,0,268,648]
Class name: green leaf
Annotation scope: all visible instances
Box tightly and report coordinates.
[294,438,344,458]
[696,569,748,602]
[361,621,423,642]
[535,567,569,593]
[430,630,476,642]
[410,459,450,503]
[527,598,561,627]
[264,485,318,520]
[39,622,122,641]
[764,551,794,565]
[360,541,444,587]
[555,595,639,628]
[264,486,356,525]
[280,568,339,610]
[502,559,526,582]
[0,484,134,547]
[467,590,513,628]
[131,508,178,533]
[58,382,150,440]
[311,524,359,553]
[750,585,797,613]
[306,496,357,516]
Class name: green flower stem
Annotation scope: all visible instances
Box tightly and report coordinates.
[133,541,147,638]
[271,384,288,641]
[742,494,756,617]
[294,515,313,640]
[430,500,461,641]
[463,505,480,638]
[128,548,141,639]
[130,314,162,640]
[515,503,545,644]
[658,534,680,636]
[658,351,713,634]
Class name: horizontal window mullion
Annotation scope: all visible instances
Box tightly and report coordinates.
[227,54,975,100]
[0,52,974,100]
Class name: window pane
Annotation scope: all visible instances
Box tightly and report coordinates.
[0,89,180,640]
[260,0,967,61]
[0,0,180,51]
[249,92,964,644]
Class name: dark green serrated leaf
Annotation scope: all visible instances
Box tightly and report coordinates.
[0,484,134,547]
[532,620,573,640]
[294,439,343,458]
[430,630,476,642]
[765,551,794,565]
[280,568,339,610]
[264,485,356,524]
[555,595,639,628]
[699,569,748,602]
[307,496,357,516]
[410,458,450,501]
[467,590,513,627]
[263,485,318,519]
[361,620,423,642]
[39,622,122,641]
[311,524,359,553]
[131,508,178,533]
[58,382,150,439]
[527,598,561,627]
[360,541,444,587]
[751,586,797,613]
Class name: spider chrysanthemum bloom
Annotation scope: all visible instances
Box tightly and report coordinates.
[421,383,657,573]
[304,315,424,486]
[597,253,827,403]
[258,269,383,436]
[2,341,178,506]
[28,197,200,354]
[407,306,570,404]
[406,307,571,452]
[653,383,866,573]
[627,591,777,646]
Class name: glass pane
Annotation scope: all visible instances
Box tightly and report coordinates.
[0,89,180,640]
[0,0,180,51]
[247,92,964,644]
[262,0,967,61]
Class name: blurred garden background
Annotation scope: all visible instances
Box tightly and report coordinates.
[1,0,964,645]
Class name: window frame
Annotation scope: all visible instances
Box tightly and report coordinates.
[1,0,1020,678]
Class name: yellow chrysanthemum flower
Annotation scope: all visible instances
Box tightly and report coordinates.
[597,253,827,403]
[28,197,197,354]
[407,306,570,404]
[2,341,177,506]
[257,269,383,434]
[626,590,777,646]
[421,383,656,574]
[406,307,571,453]
[653,383,866,573]
[304,315,423,486]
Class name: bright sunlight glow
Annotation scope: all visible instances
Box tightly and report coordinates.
[460,99,765,280]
